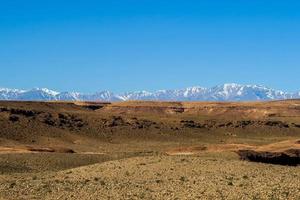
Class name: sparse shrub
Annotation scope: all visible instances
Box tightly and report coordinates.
[180,176,187,182]
[94,177,99,181]
[83,179,90,184]
[242,175,249,179]
[9,182,16,188]
[9,115,19,122]
[228,181,234,186]
[155,179,162,184]
[100,180,106,186]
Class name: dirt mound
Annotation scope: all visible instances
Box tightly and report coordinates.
[101,101,185,114]
[0,100,299,151]
[166,143,254,155]
[180,120,293,129]
[100,100,300,120]
[101,116,157,129]
[166,140,300,166]
[73,101,110,110]
[238,149,300,166]
[237,140,300,166]
[26,146,76,153]
[0,146,75,154]
[165,146,207,155]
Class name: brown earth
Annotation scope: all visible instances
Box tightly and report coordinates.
[0,100,299,199]
[237,139,300,166]
[0,146,75,154]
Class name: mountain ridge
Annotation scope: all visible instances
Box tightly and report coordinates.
[0,83,299,102]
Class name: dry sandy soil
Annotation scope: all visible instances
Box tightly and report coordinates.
[0,100,299,199]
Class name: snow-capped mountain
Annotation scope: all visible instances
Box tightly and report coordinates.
[0,88,25,100]
[17,88,59,101]
[0,84,299,102]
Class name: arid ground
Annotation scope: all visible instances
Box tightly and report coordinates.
[0,100,299,200]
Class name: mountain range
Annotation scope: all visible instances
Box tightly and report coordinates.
[0,84,299,102]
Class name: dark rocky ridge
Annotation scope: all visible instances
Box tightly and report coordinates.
[238,149,300,166]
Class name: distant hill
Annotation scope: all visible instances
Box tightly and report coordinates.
[0,83,299,101]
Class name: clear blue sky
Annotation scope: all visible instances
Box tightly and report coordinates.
[0,1,299,93]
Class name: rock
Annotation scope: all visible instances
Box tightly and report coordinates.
[237,140,300,166]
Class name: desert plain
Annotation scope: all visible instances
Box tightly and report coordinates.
[0,100,299,200]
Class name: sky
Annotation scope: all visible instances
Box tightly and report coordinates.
[0,0,300,93]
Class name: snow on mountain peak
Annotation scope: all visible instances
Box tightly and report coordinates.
[0,84,298,102]
[32,88,60,96]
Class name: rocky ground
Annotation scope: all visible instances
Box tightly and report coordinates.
[0,100,299,199]
[0,153,299,200]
